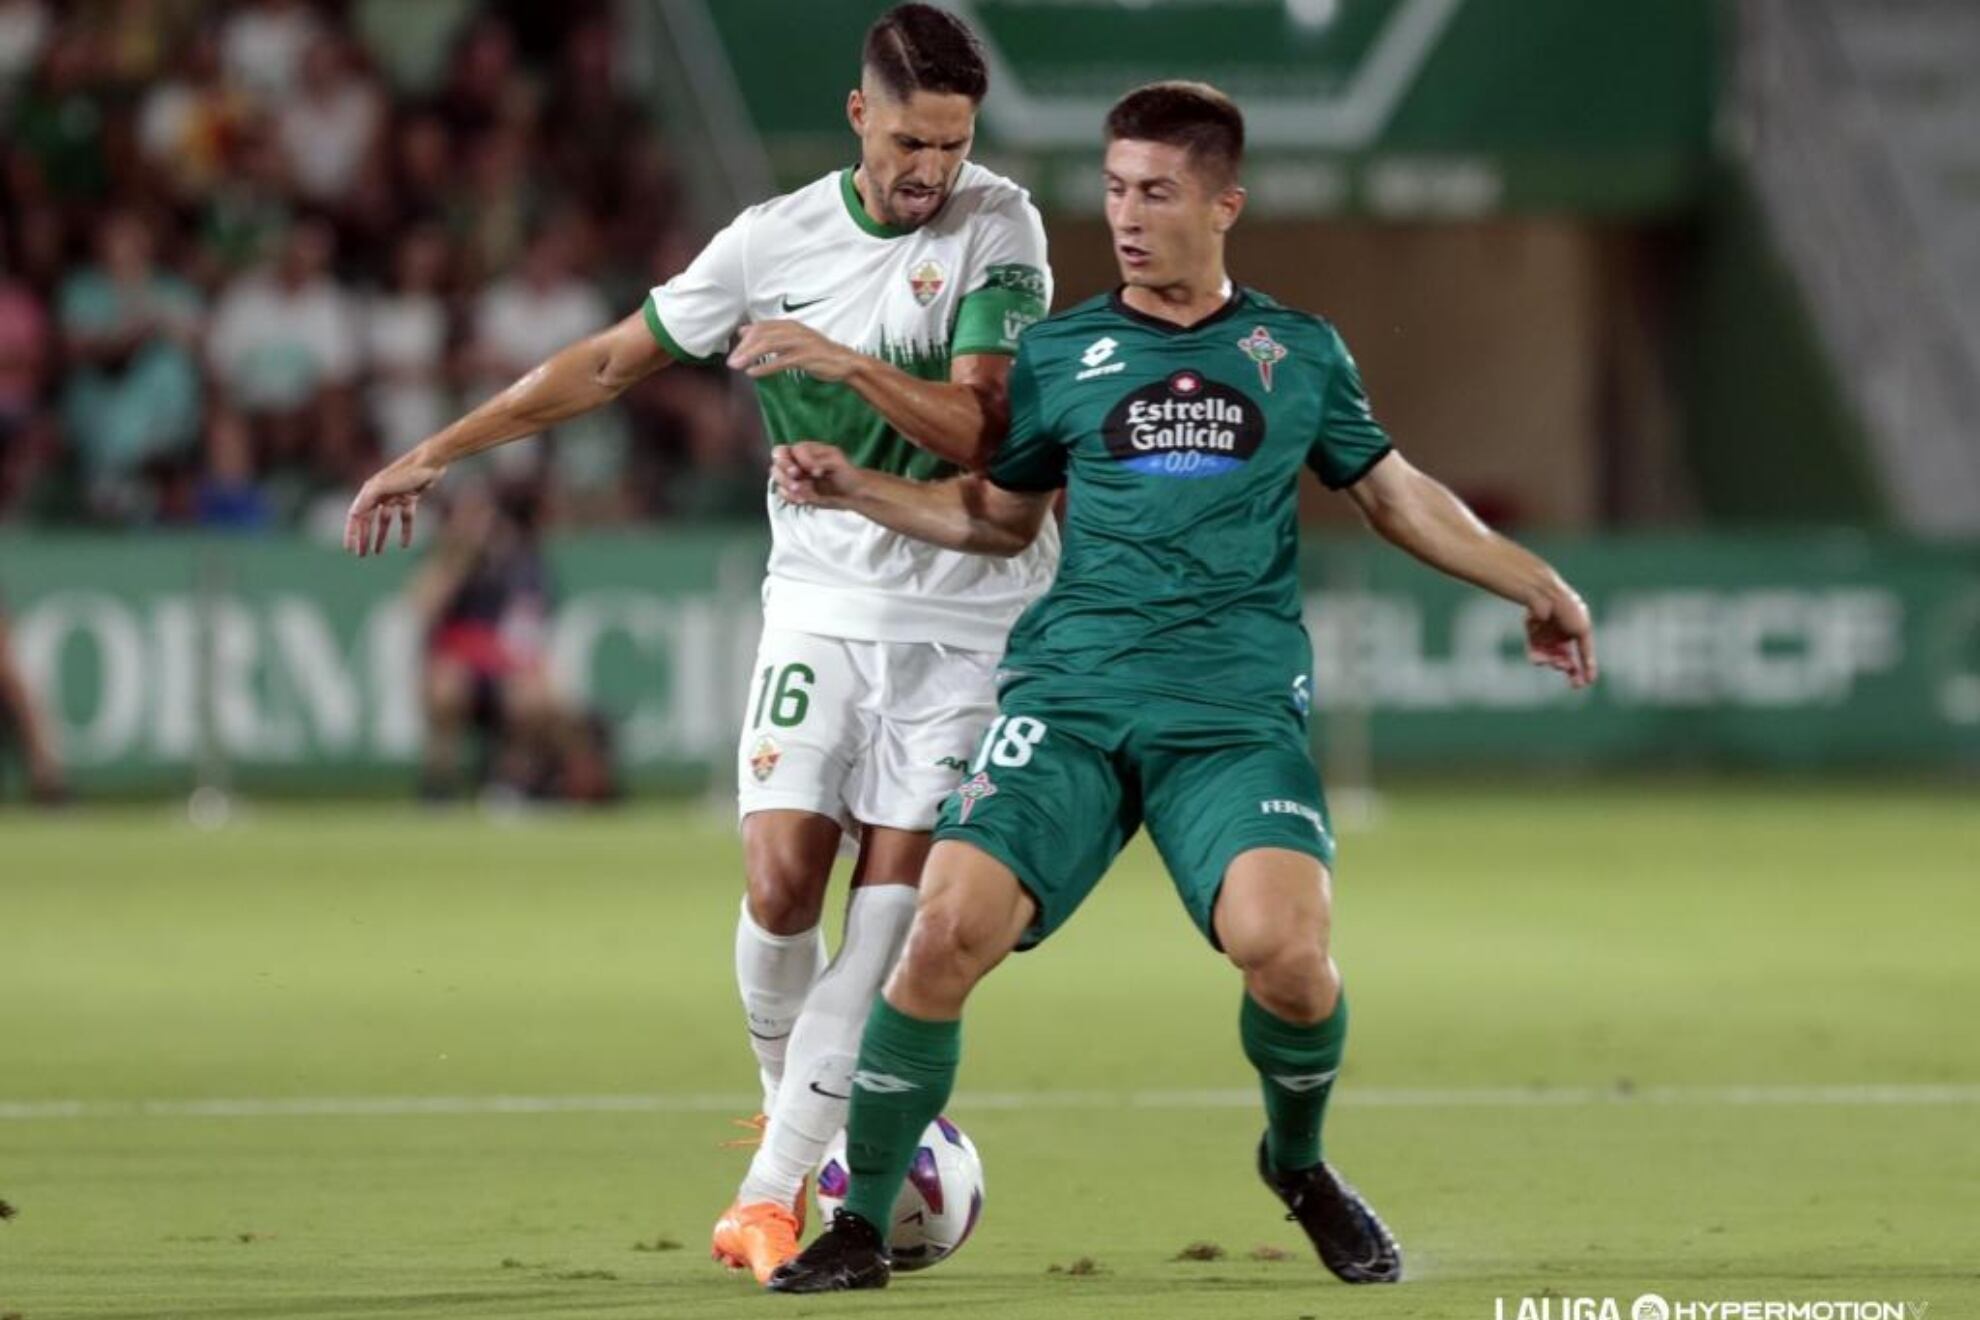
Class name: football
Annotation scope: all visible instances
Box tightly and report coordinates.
[814,1117,985,1271]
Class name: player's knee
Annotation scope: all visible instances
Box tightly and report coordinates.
[1253,963,1339,1026]
[744,856,830,933]
[745,871,826,934]
[1215,853,1333,970]
[1227,922,1336,1020]
[742,815,838,933]
[897,897,1001,991]
[1221,899,1327,972]
[1240,944,1339,1025]
[1225,924,1319,978]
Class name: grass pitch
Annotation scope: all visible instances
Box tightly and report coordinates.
[2,785,1976,1319]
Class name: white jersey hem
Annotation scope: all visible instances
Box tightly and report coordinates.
[762,577,1018,653]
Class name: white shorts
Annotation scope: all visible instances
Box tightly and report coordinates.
[735,627,1001,833]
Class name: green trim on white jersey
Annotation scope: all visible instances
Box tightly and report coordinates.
[839,168,916,240]
[953,264,1047,357]
[643,299,719,366]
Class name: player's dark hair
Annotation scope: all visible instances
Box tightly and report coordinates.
[862,4,989,104]
[1105,81,1245,187]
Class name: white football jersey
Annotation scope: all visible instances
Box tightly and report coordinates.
[646,163,1058,651]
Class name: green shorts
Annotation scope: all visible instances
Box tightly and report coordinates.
[933,680,1335,950]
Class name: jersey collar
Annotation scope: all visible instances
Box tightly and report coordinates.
[840,168,917,240]
[1108,283,1247,335]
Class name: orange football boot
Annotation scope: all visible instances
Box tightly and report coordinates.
[710,1196,805,1284]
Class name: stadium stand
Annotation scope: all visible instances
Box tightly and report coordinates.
[0,0,757,531]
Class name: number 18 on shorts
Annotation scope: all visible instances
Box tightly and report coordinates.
[935,691,1337,950]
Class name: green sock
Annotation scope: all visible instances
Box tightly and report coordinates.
[843,999,960,1229]
[1241,990,1348,1173]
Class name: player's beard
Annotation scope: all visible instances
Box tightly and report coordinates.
[880,174,951,229]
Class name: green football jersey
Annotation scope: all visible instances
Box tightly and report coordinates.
[989,286,1392,715]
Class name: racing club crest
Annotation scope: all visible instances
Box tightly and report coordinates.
[749,735,781,783]
[1236,325,1289,393]
[909,259,946,306]
[954,770,997,823]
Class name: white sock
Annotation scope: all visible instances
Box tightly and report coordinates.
[739,883,918,1206]
[734,897,827,1115]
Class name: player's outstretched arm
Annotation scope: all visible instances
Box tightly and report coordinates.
[1346,452,1597,689]
[772,441,1051,557]
[343,311,670,556]
[729,321,1009,471]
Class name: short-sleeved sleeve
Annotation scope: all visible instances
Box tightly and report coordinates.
[1307,324,1393,489]
[951,191,1052,358]
[644,212,751,365]
[986,338,1066,491]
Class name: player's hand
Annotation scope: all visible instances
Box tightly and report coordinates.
[728,321,858,382]
[344,455,446,557]
[773,442,863,509]
[1524,582,1597,690]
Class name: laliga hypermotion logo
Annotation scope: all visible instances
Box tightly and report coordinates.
[1495,1294,1930,1320]
[1236,325,1288,392]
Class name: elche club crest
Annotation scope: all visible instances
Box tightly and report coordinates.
[909,259,946,306]
[1236,325,1289,392]
[749,735,781,782]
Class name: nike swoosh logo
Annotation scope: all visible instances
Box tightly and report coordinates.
[807,1081,850,1100]
[781,295,829,312]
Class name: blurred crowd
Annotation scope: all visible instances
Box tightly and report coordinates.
[0,0,767,535]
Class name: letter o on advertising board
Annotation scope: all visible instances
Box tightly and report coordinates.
[11,592,147,764]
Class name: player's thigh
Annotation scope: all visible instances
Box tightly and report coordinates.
[735,627,865,825]
[886,839,1039,1015]
[1139,732,1336,950]
[931,703,1137,950]
[917,839,1039,947]
[847,641,1000,835]
[852,827,933,891]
